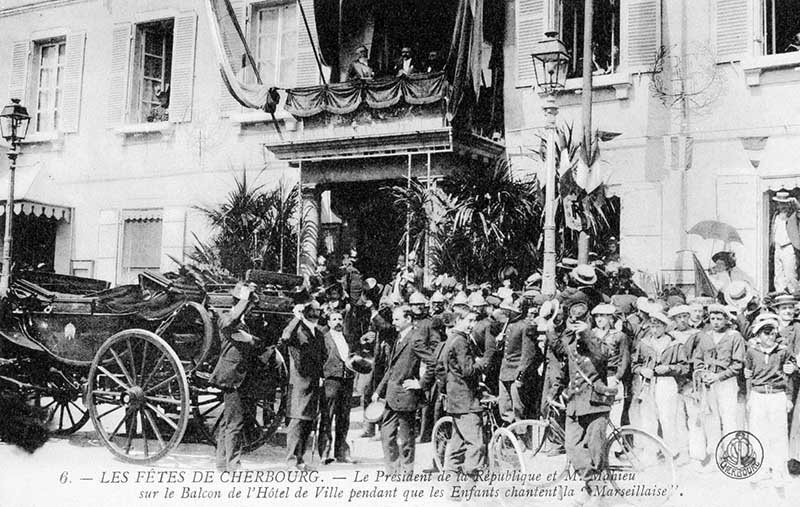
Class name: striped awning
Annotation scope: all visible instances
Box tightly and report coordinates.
[0,200,71,222]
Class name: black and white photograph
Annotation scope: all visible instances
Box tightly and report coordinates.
[1,0,800,505]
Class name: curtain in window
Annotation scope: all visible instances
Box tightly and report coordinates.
[122,219,163,269]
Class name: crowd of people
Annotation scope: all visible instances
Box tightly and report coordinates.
[208,247,800,505]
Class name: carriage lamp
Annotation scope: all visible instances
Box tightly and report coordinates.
[0,98,30,298]
[530,34,569,296]
[0,98,31,143]
[530,33,570,94]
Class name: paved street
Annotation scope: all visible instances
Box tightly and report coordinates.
[2,406,800,507]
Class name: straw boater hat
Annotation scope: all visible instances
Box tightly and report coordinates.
[772,191,798,204]
[723,280,755,309]
[667,304,692,318]
[751,319,780,336]
[647,310,671,326]
[772,293,797,308]
[707,303,732,319]
[571,264,598,286]
[591,303,617,316]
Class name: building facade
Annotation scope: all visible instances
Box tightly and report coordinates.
[507,0,800,294]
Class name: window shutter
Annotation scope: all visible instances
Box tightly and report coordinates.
[61,31,86,133]
[8,40,30,103]
[169,12,198,123]
[715,0,750,62]
[622,0,661,72]
[106,23,132,127]
[515,0,545,88]
[295,0,321,87]
[219,0,247,117]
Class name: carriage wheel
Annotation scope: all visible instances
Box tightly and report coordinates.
[30,374,90,436]
[190,349,287,452]
[86,329,189,463]
[155,302,214,374]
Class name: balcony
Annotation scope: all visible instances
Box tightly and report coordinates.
[262,72,503,163]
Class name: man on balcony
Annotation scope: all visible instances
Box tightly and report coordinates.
[347,45,375,81]
[393,47,417,77]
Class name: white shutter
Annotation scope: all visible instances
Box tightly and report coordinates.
[169,12,198,123]
[622,0,661,72]
[515,0,545,88]
[7,40,30,103]
[715,0,750,62]
[219,0,247,117]
[106,23,132,127]
[295,0,320,87]
[61,31,86,133]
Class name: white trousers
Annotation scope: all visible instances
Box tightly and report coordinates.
[704,377,740,456]
[607,376,625,429]
[774,243,799,293]
[747,391,789,481]
[676,390,707,461]
[636,377,679,456]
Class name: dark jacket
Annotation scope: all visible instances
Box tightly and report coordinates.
[443,330,485,414]
[499,318,528,382]
[323,330,354,380]
[631,334,688,396]
[692,328,746,382]
[209,312,255,390]
[412,315,442,352]
[281,317,327,420]
[471,316,502,389]
[596,329,631,380]
[548,326,612,417]
[377,325,435,412]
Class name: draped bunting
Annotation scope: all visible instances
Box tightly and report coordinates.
[285,72,445,118]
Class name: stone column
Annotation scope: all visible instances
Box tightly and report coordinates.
[299,184,320,277]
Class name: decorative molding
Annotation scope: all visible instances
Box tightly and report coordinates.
[741,53,800,86]
[0,0,93,18]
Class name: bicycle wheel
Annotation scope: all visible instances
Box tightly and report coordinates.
[488,427,526,473]
[432,416,454,471]
[602,426,677,506]
[505,419,549,455]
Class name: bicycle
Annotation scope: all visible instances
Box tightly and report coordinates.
[504,396,678,506]
[431,393,526,473]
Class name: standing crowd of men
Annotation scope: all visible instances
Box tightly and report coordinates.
[209,247,800,505]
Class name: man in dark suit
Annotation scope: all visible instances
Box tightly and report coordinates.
[409,291,443,443]
[280,301,328,470]
[209,282,259,472]
[442,307,485,476]
[497,300,535,424]
[361,297,396,438]
[318,311,356,464]
[393,47,417,77]
[470,294,502,394]
[373,306,435,473]
[547,295,618,505]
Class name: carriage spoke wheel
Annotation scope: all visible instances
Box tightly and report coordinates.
[603,427,677,506]
[432,416,453,472]
[87,330,189,463]
[26,374,90,436]
[488,427,526,473]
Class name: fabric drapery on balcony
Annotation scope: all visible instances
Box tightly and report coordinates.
[285,72,445,117]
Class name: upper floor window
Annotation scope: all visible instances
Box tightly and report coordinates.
[559,0,620,78]
[130,19,174,123]
[253,3,297,87]
[33,38,66,133]
[757,0,800,55]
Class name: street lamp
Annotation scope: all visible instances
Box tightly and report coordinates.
[0,98,31,297]
[531,33,570,296]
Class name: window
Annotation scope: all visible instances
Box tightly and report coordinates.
[32,39,67,133]
[130,19,174,123]
[558,0,620,78]
[253,3,297,87]
[119,217,163,283]
[757,0,800,55]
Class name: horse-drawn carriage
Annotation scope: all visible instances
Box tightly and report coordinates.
[0,269,299,463]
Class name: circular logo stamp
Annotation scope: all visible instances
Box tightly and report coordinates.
[715,430,763,479]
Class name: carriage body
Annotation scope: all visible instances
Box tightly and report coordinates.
[0,269,295,463]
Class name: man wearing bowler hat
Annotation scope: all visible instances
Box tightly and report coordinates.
[772,190,800,293]
[281,300,328,470]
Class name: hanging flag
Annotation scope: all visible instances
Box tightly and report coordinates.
[692,252,717,297]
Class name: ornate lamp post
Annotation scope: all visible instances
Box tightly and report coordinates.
[0,99,31,297]
[531,33,570,296]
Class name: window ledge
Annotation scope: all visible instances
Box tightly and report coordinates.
[742,53,800,86]
[562,73,632,99]
[114,122,174,136]
[20,131,64,146]
[230,110,297,130]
